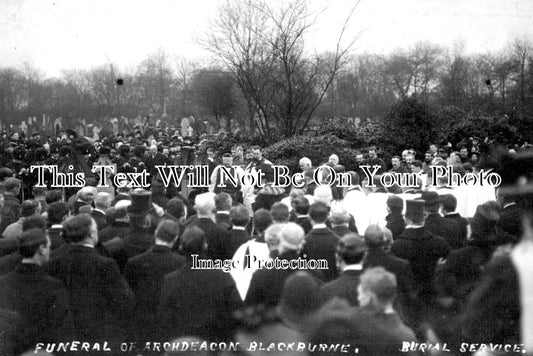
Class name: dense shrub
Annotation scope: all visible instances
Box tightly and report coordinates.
[197,132,266,157]
[263,134,360,172]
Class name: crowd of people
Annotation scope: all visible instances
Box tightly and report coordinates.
[0,127,531,356]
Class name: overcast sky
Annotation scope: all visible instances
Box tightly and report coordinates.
[1,0,533,77]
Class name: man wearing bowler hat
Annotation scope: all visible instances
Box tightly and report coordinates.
[105,189,155,272]
[391,199,450,303]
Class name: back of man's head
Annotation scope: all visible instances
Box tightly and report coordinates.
[309,201,329,224]
[271,202,289,223]
[19,228,48,258]
[441,194,457,212]
[63,214,94,243]
[4,177,21,193]
[155,219,180,244]
[195,192,216,216]
[22,215,47,232]
[166,197,186,220]
[114,200,131,220]
[279,223,305,253]
[214,192,232,211]
[179,226,205,258]
[330,205,349,226]
[47,202,70,225]
[292,197,310,216]
[45,190,63,204]
[337,233,367,265]
[314,186,333,205]
[21,200,40,218]
[254,209,273,235]
[32,186,46,198]
[264,223,284,251]
[364,225,387,249]
[359,267,397,306]
[230,205,249,227]
[386,196,404,214]
[94,192,112,210]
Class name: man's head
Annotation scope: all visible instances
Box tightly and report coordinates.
[19,228,51,265]
[206,147,215,158]
[251,145,263,161]
[386,195,404,214]
[179,226,205,259]
[166,197,187,222]
[253,209,273,236]
[357,267,397,310]
[214,192,232,212]
[149,145,157,155]
[231,145,243,159]
[4,177,21,195]
[336,233,367,270]
[459,147,469,158]
[363,225,388,250]
[401,150,409,161]
[114,200,131,222]
[391,156,401,169]
[441,194,457,214]
[405,153,414,165]
[194,192,216,217]
[22,215,47,232]
[62,214,98,246]
[328,154,339,166]
[299,157,312,172]
[155,219,181,247]
[47,202,69,225]
[329,205,350,227]
[270,202,289,224]
[424,151,433,163]
[94,192,112,211]
[77,187,97,205]
[222,153,233,167]
[264,223,284,252]
[421,191,442,214]
[21,200,40,218]
[292,197,310,216]
[279,223,305,254]
[368,147,377,160]
[410,160,423,173]
[309,201,330,225]
[313,186,333,206]
[230,205,249,228]
[404,199,426,225]
[429,144,438,155]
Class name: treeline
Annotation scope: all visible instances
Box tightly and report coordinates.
[0,39,532,139]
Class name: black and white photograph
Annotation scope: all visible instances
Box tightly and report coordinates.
[1,0,533,355]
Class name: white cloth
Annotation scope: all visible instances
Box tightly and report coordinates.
[230,240,271,301]
[342,189,369,234]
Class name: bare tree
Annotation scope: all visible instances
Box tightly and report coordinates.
[201,0,360,139]
[511,37,531,113]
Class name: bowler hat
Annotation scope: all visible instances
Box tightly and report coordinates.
[405,199,425,222]
[127,189,153,216]
[471,203,500,240]
[421,191,442,206]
